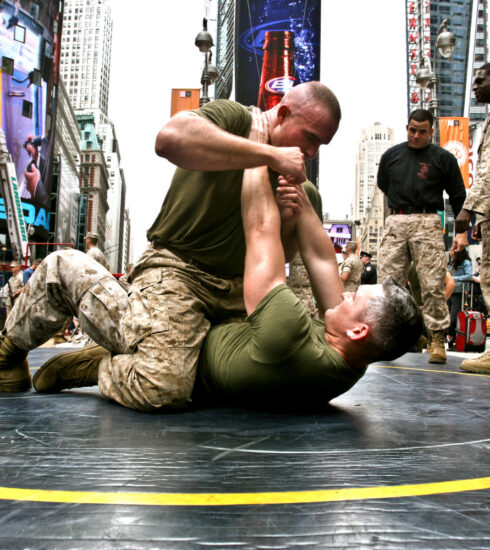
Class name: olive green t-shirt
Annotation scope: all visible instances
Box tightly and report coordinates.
[147,100,322,277]
[196,284,366,408]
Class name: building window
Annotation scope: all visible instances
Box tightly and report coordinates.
[14,25,26,43]
[22,100,33,118]
[30,2,40,19]
[1,56,14,75]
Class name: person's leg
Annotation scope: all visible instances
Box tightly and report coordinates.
[1,249,128,392]
[5,249,128,352]
[96,248,245,412]
[461,220,490,373]
[447,293,462,349]
[377,215,411,285]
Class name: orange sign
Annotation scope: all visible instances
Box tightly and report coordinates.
[439,117,470,188]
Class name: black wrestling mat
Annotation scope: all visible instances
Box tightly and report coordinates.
[0,347,488,549]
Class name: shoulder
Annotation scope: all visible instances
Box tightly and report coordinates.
[382,143,406,157]
[194,100,252,135]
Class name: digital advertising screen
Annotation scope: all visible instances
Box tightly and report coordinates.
[324,222,353,262]
[235,0,321,108]
[0,0,63,238]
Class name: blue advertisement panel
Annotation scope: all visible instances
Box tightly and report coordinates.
[235,0,321,108]
[0,0,62,238]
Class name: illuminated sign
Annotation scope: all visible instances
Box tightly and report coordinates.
[235,0,321,108]
[406,0,431,111]
[0,0,63,237]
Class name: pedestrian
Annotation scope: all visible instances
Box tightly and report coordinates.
[453,62,490,373]
[6,261,23,317]
[340,242,362,292]
[446,248,473,350]
[84,232,110,271]
[23,258,42,285]
[360,251,377,285]
[471,258,487,316]
[0,81,342,408]
[377,108,467,364]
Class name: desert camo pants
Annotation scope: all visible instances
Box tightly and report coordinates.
[481,220,490,310]
[378,213,450,331]
[5,247,245,412]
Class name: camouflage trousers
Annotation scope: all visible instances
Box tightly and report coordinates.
[481,220,490,309]
[378,214,450,331]
[5,247,245,412]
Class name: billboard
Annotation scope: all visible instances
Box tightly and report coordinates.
[439,117,470,188]
[0,0,63,238]
[235,0,321,108]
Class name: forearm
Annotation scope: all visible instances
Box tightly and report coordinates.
[155,112,275,171]
[296,202,343,315]
[242,167,286,314]
[280,219,299,263]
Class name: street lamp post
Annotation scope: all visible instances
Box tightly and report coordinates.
[195,18,219,106]
[415,18,456,142]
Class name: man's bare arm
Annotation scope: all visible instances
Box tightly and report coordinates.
[277,179,344,317]
[155,111,306,182]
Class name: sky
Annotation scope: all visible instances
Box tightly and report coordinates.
[108,1,408,260]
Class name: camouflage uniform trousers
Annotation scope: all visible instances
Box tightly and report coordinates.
[480,220,490,310]
[378,213,450,331]
[5,247,245,412]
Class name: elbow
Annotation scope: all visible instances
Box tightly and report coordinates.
[155,125,178,159]
[155,113,191,159]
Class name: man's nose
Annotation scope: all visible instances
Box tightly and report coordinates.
[304,145,318,160]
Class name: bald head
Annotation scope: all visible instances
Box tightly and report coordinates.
[268,81,341,157]
[280,82,342,125]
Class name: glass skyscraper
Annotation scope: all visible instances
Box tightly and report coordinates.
[406,0,488,122]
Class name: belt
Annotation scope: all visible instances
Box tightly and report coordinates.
[390,207,438,215]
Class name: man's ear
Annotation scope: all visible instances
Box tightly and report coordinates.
[346,323,369,341]
[276,104,290,123]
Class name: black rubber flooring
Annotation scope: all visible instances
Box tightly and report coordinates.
[0,346,489,549]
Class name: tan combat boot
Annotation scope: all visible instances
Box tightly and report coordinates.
[33,343,105,393]
[460,350,490,374]
[0,333,31,392]
[429,330,446,364]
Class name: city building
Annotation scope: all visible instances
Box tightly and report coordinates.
[0,0,63,261]
[406,0,488,122]
[358,186,388,263]
[59,0,113,127]
[59,0,131,265]
[77,114,109,253]
[353,122,394,222]
[98,122,126,272]
[215,0,235,100]
[52,78,81,249]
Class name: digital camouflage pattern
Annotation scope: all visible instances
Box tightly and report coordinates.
[5,247,246,412]
[86,246,110,271]
[6,271,24,314]
[378,213,450,331]
[463,113,490,222]
[341,253,363,292]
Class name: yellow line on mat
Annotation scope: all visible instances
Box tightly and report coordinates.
[1,477,489,507]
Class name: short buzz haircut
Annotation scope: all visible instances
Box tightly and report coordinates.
[284,81,342,124]
[306,81,342,124]
[408,108,434,127]
[360,277,423,361]
[478,62,490,76]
